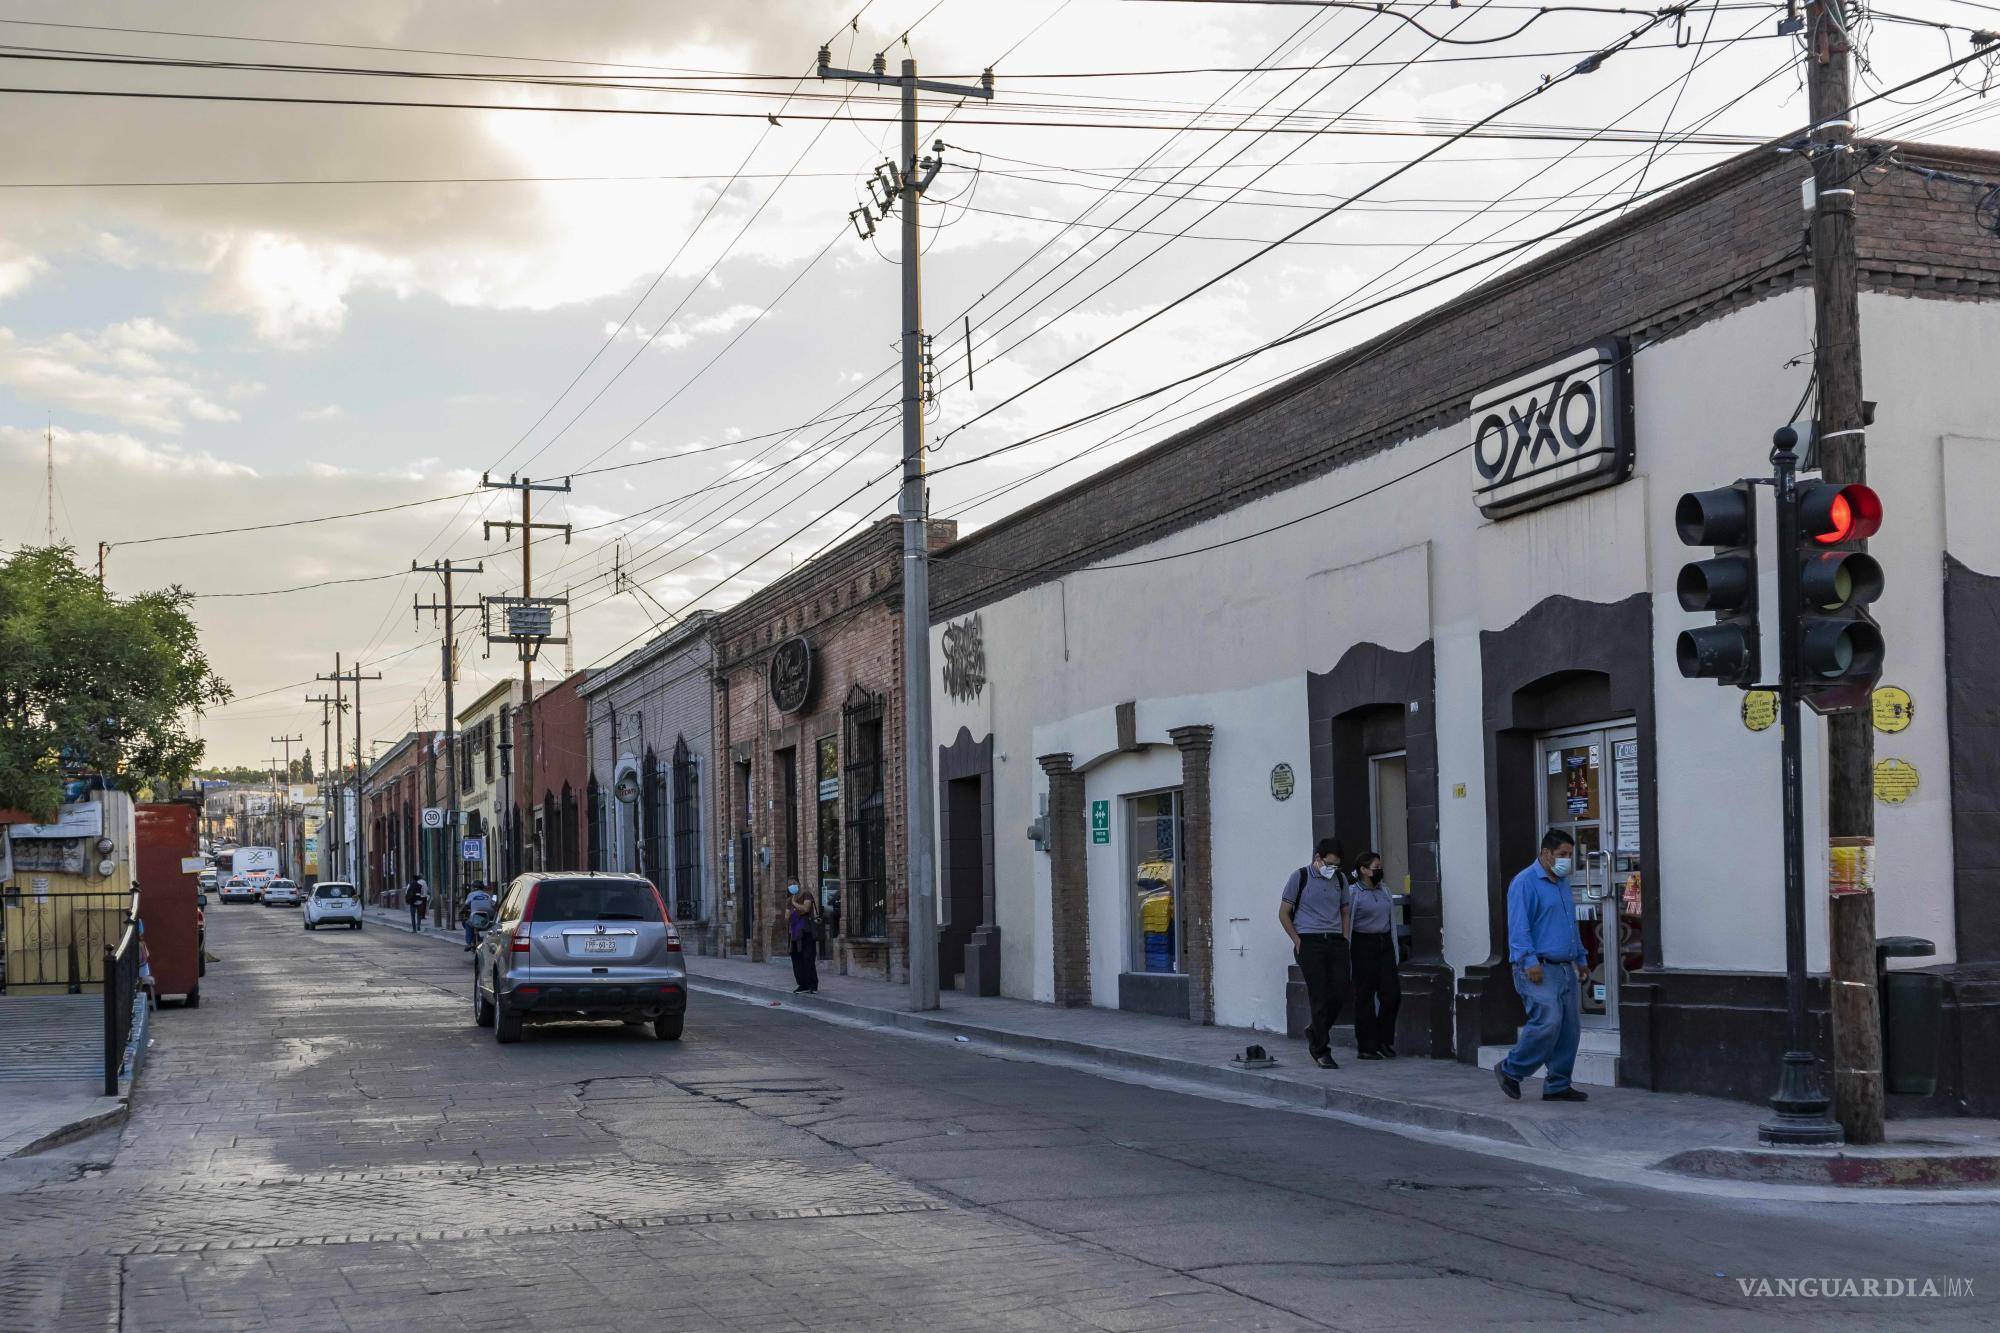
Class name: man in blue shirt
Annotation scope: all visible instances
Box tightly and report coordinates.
[1495,829,1590,1103]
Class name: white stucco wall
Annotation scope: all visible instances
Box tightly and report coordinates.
[934,286,2000,1013]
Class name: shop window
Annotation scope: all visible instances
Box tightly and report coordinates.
[672,738,701,921]
[846,712,887,938]
[642,747,665,887]
[816,735,841,936]
[1127,790,1184,974]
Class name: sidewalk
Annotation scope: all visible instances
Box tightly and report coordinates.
[0,993,149,1158]
[683,952,2000,1199]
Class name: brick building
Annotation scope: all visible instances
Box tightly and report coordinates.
[715,518,955,980]
[929,141,2000,1114]
[364,731,435,908]
[521,670,593,874]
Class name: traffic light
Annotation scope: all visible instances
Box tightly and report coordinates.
[1674,482,1760,686]
[1793,480,1884,713]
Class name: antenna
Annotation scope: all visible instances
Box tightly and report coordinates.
[45,422,55,545]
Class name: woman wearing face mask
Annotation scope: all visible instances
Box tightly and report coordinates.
[1349,852,1402,1060]
[1279,837,1352,1070]
[1494,829,1590,1103]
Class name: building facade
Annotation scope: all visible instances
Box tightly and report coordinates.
[364,732,433,905]
[456,678,555,888]
[929,142,2000,1115]
[579,613,719,952]
[521,670,594,874]
[715,519,955,980]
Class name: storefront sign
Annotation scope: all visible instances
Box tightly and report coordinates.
[1741,690,1779,732]
[1871,685,1914,733]
[1613,740,1640,854]
[1873,758,1918,805]
[941,613,987,703]
[769,636,816,714]
[1269,763,1295,801]
[817,777,839,803]
[1090,800,1111,845]
[10,839,86,875]
[614,770,640,804]
[1470,339,1632,518]
[8,801,103,840]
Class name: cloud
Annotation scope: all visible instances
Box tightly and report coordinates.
[298,404,346,422]
[0,319,235,433]
[0,424,257,479]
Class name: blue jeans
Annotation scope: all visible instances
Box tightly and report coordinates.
[1501,961,1581,1093]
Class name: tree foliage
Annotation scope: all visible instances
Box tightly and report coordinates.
[0,546,232,819]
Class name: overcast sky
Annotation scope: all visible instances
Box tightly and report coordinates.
[0,0,1989,768]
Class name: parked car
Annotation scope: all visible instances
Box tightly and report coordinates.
[263,878,301,907]
[304,882,362,930]
[219,876,257,904]
[472,874,685,1044]
[197,869,218,891]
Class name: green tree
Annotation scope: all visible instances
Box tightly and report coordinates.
[0,546,232,819]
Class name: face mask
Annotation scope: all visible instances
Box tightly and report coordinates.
[1551,856,1573,879]
[1317,864,1339,880]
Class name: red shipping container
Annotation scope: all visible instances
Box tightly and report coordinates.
[135,801,203,1005]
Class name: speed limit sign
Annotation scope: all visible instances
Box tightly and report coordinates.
[421,808,446,830]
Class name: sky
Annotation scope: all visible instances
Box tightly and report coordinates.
[0,0,1993,768]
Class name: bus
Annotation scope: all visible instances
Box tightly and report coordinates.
[231,846,279,891]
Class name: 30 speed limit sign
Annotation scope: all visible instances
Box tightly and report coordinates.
[421,808,446,830]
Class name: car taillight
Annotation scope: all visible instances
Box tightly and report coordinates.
[665,925,682,954]
[510,926,531,953]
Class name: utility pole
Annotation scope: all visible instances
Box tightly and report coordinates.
[415,558,480,924]
[97,542,107,591]
[1805,0,1883,1145]
[818,45,993,1010]
[271,734,302,877]
[480,474,570,878]
[306,691,346,884]
[318,658,381,898]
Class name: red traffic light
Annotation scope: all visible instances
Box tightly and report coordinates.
[1800,482,1882,545]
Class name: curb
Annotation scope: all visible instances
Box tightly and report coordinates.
[1655,1145,2000,1189]
[6,1101,128,1159]
[686,972,1532,1147]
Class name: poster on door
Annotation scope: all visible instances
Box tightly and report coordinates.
[1613,740,1640,854]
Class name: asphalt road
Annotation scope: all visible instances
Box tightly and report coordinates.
[2,902,1995,1331]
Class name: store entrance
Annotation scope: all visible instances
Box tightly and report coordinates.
[1535,723,1641,1030]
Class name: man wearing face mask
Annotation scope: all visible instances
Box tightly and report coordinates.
[1279,837,1352,1070]
[1495,829,1590,1102]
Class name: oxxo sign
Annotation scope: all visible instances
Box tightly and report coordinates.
[1470,339,1633,519]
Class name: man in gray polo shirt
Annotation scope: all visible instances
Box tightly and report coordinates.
[1280,837,1353,1069]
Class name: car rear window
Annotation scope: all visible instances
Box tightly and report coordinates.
[530,880,661,922]
[314,885,355,899]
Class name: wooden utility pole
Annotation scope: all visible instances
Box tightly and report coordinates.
[479,474,570,878]
[1806,0,1883,1144]
[415,558,480,921]
[318,657,381,898]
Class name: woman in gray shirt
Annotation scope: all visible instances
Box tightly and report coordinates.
[1350,852,1401,1059]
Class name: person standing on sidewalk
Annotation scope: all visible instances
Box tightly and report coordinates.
[1349,851,1402,1060]
[406,876,429,934]
[1495,830,1590,1103]
[787,884,820,995]
[1279,837,1351,1070]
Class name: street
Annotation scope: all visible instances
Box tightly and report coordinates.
[2,905,1995,1332]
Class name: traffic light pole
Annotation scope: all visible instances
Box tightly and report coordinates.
[1761,434,1843,1146]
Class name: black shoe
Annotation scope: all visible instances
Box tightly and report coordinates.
[793,986,808,994]
[1496,1065,1521,1100]
[1381,1045,1397,1059]
[1543,1087,1590,1103]
[1312,1053,1339,1069]
[1357,1051,1384,1061]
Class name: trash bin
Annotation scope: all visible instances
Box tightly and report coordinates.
[1876,936,1942,1096]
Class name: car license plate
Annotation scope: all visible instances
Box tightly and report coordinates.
[584,937,616,954]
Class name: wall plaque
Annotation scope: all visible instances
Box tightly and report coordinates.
[769,636,816,714]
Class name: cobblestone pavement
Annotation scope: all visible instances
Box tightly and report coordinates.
[3,905,1996,1331]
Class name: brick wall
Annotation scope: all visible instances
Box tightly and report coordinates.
[932,141,2000,620]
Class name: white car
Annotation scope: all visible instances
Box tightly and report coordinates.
[263,878,301,907]
[220,876,257,904]
[303,882,363,931]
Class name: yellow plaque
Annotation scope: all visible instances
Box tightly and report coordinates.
[1871,685,1914,734]
[1741,690,1779,732]
[1873,758,1919,805]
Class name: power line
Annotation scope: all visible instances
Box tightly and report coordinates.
[109,487,483,547]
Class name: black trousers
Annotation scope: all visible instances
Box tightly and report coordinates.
[791,936,819,992]
[409,902,425,932]
[1296,934,1350,1058]
[1351,931,1402,1054]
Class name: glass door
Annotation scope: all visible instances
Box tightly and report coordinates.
[1536,724,1639,1029]
[1127,790,1183,974]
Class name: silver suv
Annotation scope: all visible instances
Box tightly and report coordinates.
[472,874,686,1044]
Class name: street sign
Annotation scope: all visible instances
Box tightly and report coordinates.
[421,808,446,830]
[1090,800,1110,845]
[462,837,485,861]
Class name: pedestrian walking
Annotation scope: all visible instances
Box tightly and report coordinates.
[1495,829,1590,1103]
[1349,851,1402,1060]
[461,880,495,951]
[407,876,429,934]
[1279,837,1351,1069]
[787,884,820,994]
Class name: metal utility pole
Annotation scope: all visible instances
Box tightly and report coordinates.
[818,46,993,1010]
[1805,0,1883,1144]
[415,558,481,921]
[480,474,570,877]
[271,734,302,876]
[306,692,346,882]
[318,658,381,897]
